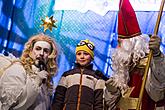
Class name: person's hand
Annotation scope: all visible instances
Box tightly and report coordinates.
[105,77,118,93]
[149,35,161,56]
[47,83,55,96]
[35,70,48,86]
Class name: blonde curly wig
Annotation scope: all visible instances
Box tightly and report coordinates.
[20,33,58,77]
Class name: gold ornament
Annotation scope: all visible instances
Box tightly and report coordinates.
[41,16,57,32]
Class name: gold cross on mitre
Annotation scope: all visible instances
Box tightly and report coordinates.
[41,16,57,32]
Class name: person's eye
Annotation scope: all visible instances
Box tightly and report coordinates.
[35,47,41,50]
[76,52,82,55]
[44,49,50,54]
[84,52,89,55]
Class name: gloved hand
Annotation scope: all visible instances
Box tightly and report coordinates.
[35,70,49,86]
[105,77,118,93]
[149,35,161,56]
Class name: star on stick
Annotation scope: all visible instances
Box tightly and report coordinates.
[41,16,57,32]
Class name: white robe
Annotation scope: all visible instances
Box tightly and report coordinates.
[146,53,165,102]
[0,62,51,110]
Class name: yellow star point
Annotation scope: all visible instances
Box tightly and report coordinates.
[41,16,57,32]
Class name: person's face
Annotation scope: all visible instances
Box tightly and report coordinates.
[31,41,51,63]
[76,50,92,66]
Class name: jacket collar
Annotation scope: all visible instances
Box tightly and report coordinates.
[75,63,93,70]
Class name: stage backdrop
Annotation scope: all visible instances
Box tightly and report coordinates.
[0,0,164,85]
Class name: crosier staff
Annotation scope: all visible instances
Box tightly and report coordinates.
[136,0,165,110]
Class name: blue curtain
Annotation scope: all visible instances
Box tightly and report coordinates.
[0,0,164,85]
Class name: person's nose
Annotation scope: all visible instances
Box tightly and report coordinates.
[80,54,84,59]
[39,49,44,56]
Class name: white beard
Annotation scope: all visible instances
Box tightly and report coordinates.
[111,34,150,92]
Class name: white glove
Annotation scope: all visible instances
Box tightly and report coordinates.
[35,70,49,86]
[105,78,118,93]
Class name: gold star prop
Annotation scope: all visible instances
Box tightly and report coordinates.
[41,16,57,32]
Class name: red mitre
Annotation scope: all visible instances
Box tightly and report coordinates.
[118,0,142,39]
